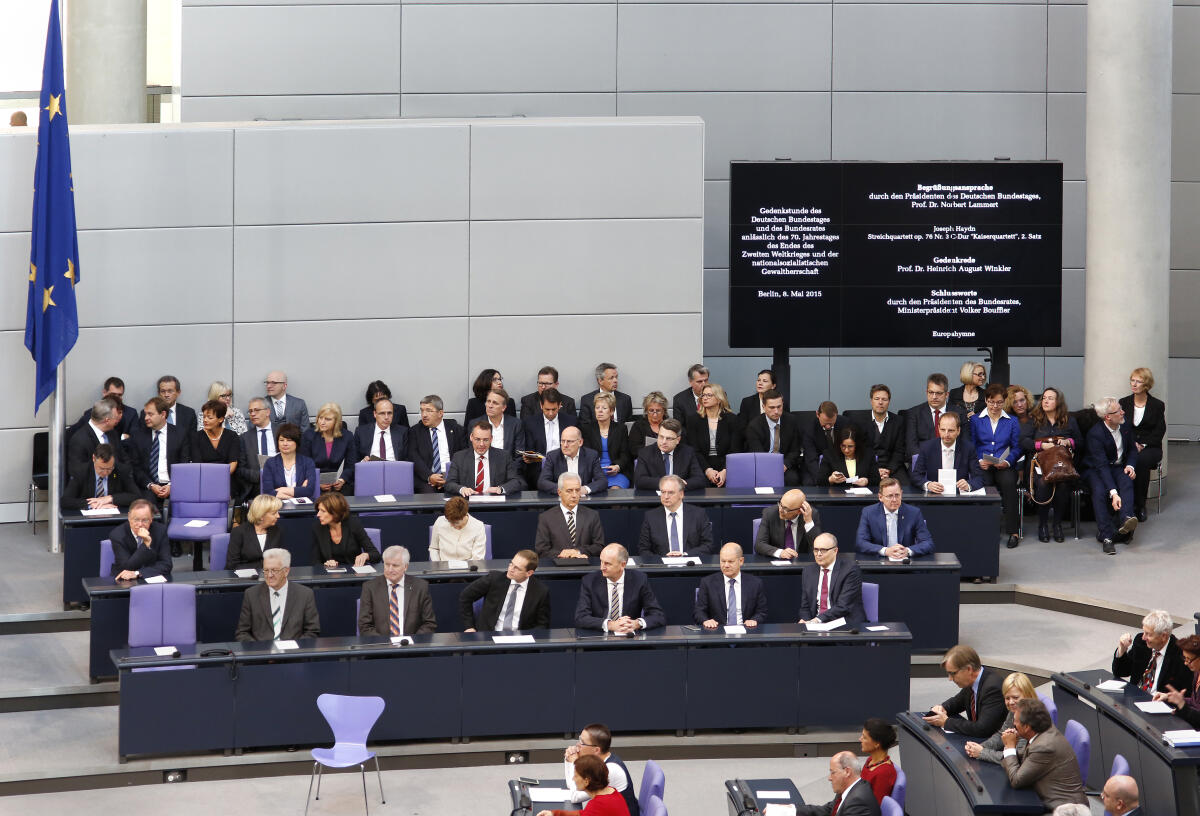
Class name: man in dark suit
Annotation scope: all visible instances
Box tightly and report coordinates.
[924,644,1007,737]
[237,397,275,501]
[911,413,984,493]
[357,545,436,636]
[519,366,577,418]
[855,477,935,558]
[126,397,191,505]
[67,376,138,441]
[848,384,907,483]
[521,387,579,486]
[801,401,850,485]
[468,388,527,460]
[796,751,881,816]
[742,390,804,485]
[694,542,767,628]
[574,543,666,632]
[1101,776,1141,816]
[632,418,706,490]
[66,396,123,479]
[534,473,605,558]
[445,421,525,496]
[108,499,173,581]
[754,488,821,559]
[407,395,465,493]
[538,426,607,494]
[354,398,408,464]
[235,547,320,641]
[637,475,714,557]
[264,369,311,432]
[1086,397,1140,554]
[62,444,141,511]
[905,372,965,460]
[1111,609,1194,693]
[1000,698,1088,811]
[670,363,709,420]
[458,549,550,631]
[578,362,634,424]
[798,533,865,629]
[150,375,197,433]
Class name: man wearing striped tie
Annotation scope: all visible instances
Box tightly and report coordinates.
[574,544,665,633]
[357,545,437,637]
[235,548,320,642]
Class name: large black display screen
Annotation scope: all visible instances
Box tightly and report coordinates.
[728,161,1063,348]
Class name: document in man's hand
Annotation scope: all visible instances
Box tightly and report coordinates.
[937,468,958,495]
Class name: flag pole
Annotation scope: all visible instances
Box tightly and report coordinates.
[48,364,65,554]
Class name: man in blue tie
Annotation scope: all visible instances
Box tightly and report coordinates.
[855,477,935,559]
[636,475,714,557]
[693,542,768,628]
[632,418,706,490]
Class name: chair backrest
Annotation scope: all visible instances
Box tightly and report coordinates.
[354,461,415,497]
[752,518,761,542]
[171,463,231,518]
[911,454,919,473]
[1038,692,1058,726]
[316,693,385,747]
[1064,719,1090,781]
[365,527,382,553]
[639,758,665,802]
[724,453,756,489]
[880,795,902,816]
[209,532,231,571]
[129,583,196,648]
[861,582,879,623]
[891,767,906,809]
[752,452,785,488]
[31,431,49,485]
[100,538,115,578]
[643,793,667,816]
[1110,752,1130,778]
[356,598,361,635]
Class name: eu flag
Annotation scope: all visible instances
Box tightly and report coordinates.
[24,0,81,413]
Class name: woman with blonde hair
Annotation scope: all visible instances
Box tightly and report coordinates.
[686,382,742,487]
[198,380,248,435]
[1118,367,1166,522]
[227,494,283,570]
[949,361,987,419]
[964,671,1038,763]
[302,402,357,493]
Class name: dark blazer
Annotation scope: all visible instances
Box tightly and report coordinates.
[108,520,173,579]
[796,777,880,816]
[578,389,634,424]
[855,502,935,557]
[62,461,141,510]
[637,504,714,556]
[301,429,359,490]
[969,413,1021,466]
[818,450,880,487]
[519,391,577,419]
[357,403,410,429]
[847,410,906,476]
[1119,393,1166,449]
[445,447,526,495]
[906,401,967,459]
[1000,725,1089,810]
[754,504,822,557]
[911,437,984,491]
[799,556,865,628]
[138,402,197,437]
[533,504,605,557]
[407,420,466,483]
[235,581,320,641]
[311,514,382,566]
[672,387,703,421]
[800,413,851,484]
[538,447,608,494]
[465,414,527,459]
[267,394,310,432]
[465,395,516,423]
[574,568,666,630]
[738,393,789,427]
[236,425,273,499]
[66,423,118,479]
[190,428,240,469]
[125,422,191,488]
[457,571,551,631]
[1112,632,1194,693]
[627,416,666,450]
[1085,421,1139,489]
[521,411,580,455]
[358,575,436,636]
[261,454,319,501]
[580,420,634,485]
[941,666,1007,737]
[948,385,986,419]
[633,442,707,491]
[353,423,408,464]
[685,412,742,473]
[69,404,138,444]
[226,522,282,570]
[1019,416,1082,458]
[742,413,804,480]
[693,571,767,625]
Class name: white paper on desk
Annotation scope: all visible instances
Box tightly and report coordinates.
[661,556,700,566]
[528,788,573,803]
[144,574,167,584]
[806,617,846,632]
[80,507,120,516]
[352,565,376,574]
[234,568,258,578]
[1135,700,1174,714]
[153,646,178,656]
[770,560,792,566]
[446,560,470,570]
[961,487,988,496]
[756,791,790,800]
[1097,679,1127,691]
[866,625,890,632]
[938,468,958,495]
[754,487,776,495]
[493,634,535,644]
[183,519,209,528]
[724,625,747,634]
[373,494,395,503]
[1164,729,1200,747]
[844,487,873,495]
[274,640,299,650]
[763,805,796,816]
[468,493,505,503]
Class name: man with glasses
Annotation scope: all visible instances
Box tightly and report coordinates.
[534,473,605,558]
[632,418,705,491]
[753,488,821,559]
[235,548,320,641]
[61,444,140,511]
[1112,609,1193,695]
[538,425,608,494]
[519,366,577,418]
[793,751,880,816]
[798,533,864,629]
[457,549,550,631]
[694,542,767,628]
[1085,397,1139,554]
[236,397,276,501]
[637,475,714,557]
[263,370,310,432]
[562,723,640,815]
[905,372,965,460]
[357,545,436,637]
[923,644,1006,737]
[108,499,173,582]
[855,477,935,559]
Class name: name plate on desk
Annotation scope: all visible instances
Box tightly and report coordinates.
[661,556,701,566]
[373,494,395,503]
[80,507,120,517]
[468,494,506,503]
[493,635,536,644]
[234,568,258,578]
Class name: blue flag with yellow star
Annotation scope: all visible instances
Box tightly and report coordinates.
[25,0,81,413]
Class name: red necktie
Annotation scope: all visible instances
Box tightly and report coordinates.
[832,794,842,816]
[1141,651,1161,692]
[819,568,830,614]
[969,688,977,720]
[476,455,485,492]
[933,408,941,427]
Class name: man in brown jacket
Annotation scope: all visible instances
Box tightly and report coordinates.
[1000,698,1087,811]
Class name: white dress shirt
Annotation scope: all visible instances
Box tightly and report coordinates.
[270,583,289,639]
[545,417,560,452]
[494,580,527,632]
[254,424,277,458]
[151,427,170,483]
[663,505,687,553]
[488,418,505,451]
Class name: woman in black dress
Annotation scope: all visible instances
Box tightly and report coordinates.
[312,492,381,568]
[465,369,517,420]
[227,494,283,570]
[686,383,742,487]
[192,399,240,476]
[1019,386,1080,543]
[948,361,987,420]
[819,426,878,487]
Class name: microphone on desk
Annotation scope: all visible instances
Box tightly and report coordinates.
[517,785,531,810]
[736,780,759,814]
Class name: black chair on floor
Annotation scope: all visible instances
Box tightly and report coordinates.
[27,431,49,533]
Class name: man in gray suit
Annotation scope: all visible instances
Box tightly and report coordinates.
[264,370,310,432]
[754,488,822,559]
[235,548,320,641]
[445,421,525,497]
[358,545,437,636]
[1001,698,1088,811]
[534,473,605,558]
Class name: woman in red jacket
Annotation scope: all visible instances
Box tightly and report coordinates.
[538,754,630,816]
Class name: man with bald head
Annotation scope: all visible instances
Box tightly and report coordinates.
[538,425,608,494]
[798,533,865,629]
[1099,775,1140,816]
[753,488,822,559]
[264,370,310,431]
[574,543,665,632]
[694,543,767,628]
[795,751,880,816]
[534,473,605,558]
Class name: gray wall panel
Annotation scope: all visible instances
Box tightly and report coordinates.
[832,93,1046,161]
[1170,269,1200,356]
[401,5,616,93]
[470,119,704,219]
[617,4,833,92]
[704,180,730,272]
[1168,358,1200,438]
[1059,267,1085,356]
[0,429,37,504]
[833,5,1046,92]
[1043,356,1085,405]
[183,95,402,123]
[0,332,38,430]
[233,123,471,225]
[182,4,401,96]
[401,94,616,118]
[0,132,35,232]
[1047,93,1086,182]
[1048,5,1086,93]
[1063,181,1086,270]
[233,222,470,322]
[0,233,30,331]
[1174,93,1200,183]
[703,266,744,358]
[469,219,702,315]
[617,92,831,180]
[1176,7,1200,93]
[1171,182,1200,270]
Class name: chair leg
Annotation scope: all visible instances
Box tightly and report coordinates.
[361,764,369,815]
[315,762,323,799]
[304,762,318,816]
[374,754,386,803]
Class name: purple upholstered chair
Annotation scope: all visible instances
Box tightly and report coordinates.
[1110,753,1130,778]
[427,523,493,559]
[643,793,667,816]
[364,528,382,553]
[353,461,414,497]
[1038,692,1058,726]
[128,583,196,651]
[306,693,386,816]
[752,452,785,488]
[100,538,115,578]
[167,464,231,566]
[209,533,230,571]
[1064,719,1090,783]
[639,758,665,802]
[861,582,879,623]
[891,767,906,809]
[724,453,757,489]
[880,795,902,816]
